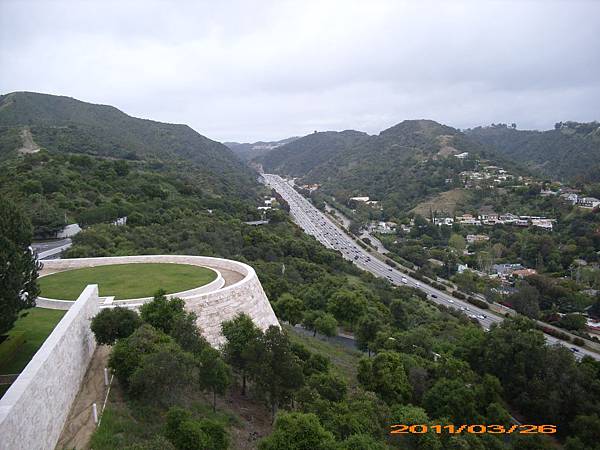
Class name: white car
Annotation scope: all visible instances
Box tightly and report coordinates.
[401,277,408,284]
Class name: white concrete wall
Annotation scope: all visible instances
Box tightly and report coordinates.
[39,255,279,346]
[0,285,99,450]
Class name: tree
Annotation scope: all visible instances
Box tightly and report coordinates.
[327,290,367,328]
[169,310,209,354]
[198,347,232,412]
[448,234,466,253]
[565,414,600,450]
[91,307,141,345]
[422,378,478,424]
[250,326,304,419]
[128,342,197,400]
[108,324,173,386]
[306,372,347,402]
[355,315,381,356]
[389,299,408,328]
[557,313,587,331]
[258,412,337,450]
[339,434,386,450]
[139,290,186,334]
[274,293,305,326]
[171,419,210,450]
[389,404,441,450]
[509,282,540,319]
[357,351,411,404]
[0,198,40,334]
[221,313,262,396]
[313,312,338,337]
[301,310,337,337]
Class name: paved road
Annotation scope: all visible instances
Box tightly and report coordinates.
[32,238,72,260]
[263,174,598,361]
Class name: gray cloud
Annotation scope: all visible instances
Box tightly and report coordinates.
[1,0,599,142]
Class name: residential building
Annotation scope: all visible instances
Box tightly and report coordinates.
[466,234,490,244]
[512,268,538,278]
[531,219,553,230]
[492,263,524,276]
[577,197,600,209]
[433,217,454,226]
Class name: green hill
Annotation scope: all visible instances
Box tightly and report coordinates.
[465,122,600,182]
[256,130,369,176]
[0,91,260,237]
[0,92,253,188]
[256,120,489,213]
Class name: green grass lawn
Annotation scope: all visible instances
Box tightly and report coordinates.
[39,263,217,300]
[0,308,66,376]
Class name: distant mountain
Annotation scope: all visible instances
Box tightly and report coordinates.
[256,130,369,176]
[225,137,299,161]
[255,120,488,210]
[0,92,254,189]
[465,122,600,182]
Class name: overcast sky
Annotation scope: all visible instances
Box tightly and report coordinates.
[1,0,599,142]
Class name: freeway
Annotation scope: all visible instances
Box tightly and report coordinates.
[262,173,598,361]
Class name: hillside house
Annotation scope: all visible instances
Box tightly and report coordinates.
[578,197,600,209]
[466,234,490,244]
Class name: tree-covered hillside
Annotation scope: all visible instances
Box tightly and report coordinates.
[257,130,369,176]
[0,92,253,188]
[466,122,600,182]
[257,120,493,215]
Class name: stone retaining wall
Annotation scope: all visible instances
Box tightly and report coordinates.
[0,285,99,450]
[38,255,279,346]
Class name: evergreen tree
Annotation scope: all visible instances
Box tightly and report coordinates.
[0,198,40,334]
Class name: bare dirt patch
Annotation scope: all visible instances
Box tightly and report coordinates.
[410,188,470,216]
[17,127,41,154]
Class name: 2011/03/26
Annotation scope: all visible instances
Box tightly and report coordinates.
[390,424,557,434]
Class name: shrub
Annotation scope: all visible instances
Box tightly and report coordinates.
[91,307,141,345]
[573,337,586,347]
[173,420,210,450]
[467,297,489,309]
[165,408,228,450]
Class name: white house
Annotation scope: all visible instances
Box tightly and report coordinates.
[577,197,600,209]
[531,219,554,230]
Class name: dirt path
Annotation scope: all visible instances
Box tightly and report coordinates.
[55,346,111,450]
[17,127,40,154]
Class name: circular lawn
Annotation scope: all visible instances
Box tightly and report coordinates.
[39,263,217,300]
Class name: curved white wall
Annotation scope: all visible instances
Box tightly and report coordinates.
[39,255,279,346]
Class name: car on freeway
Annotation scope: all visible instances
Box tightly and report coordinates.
[431,294,438,299]
[401,277,408,284]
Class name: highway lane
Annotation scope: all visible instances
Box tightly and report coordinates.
[262,173,598,361]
